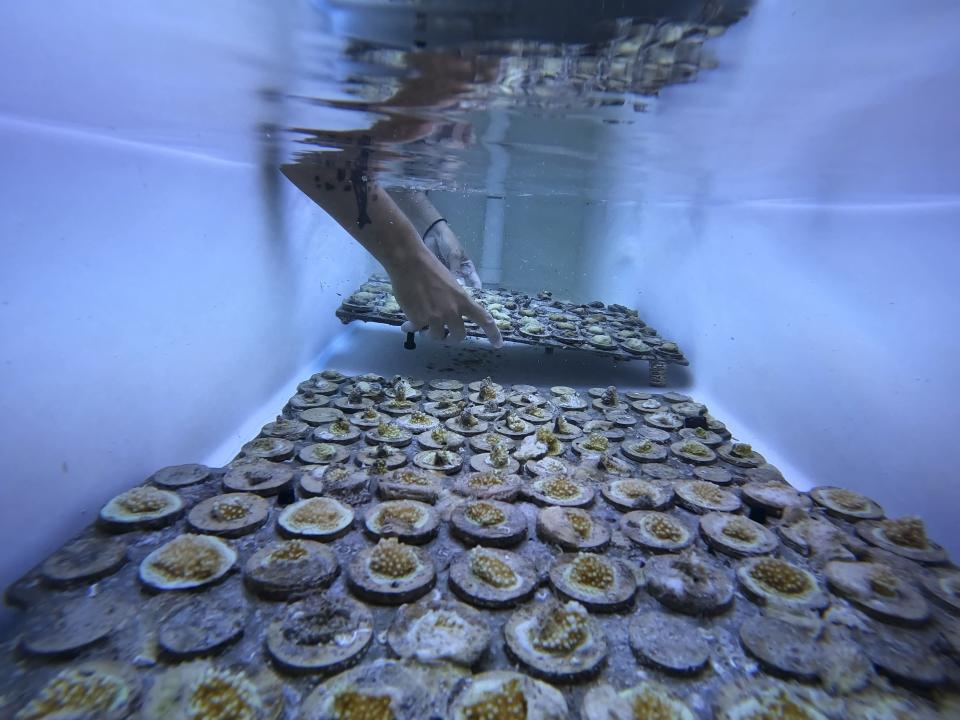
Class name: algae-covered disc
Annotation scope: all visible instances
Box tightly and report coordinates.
[261,416,310,440]
[419,426,467,450]
[741,482,811,515]
[413,448,463,474]
[187,492,270,537]
[377,468,442,504]
[629,611,709,674]
[738,615,820,681]
[98,486,184,532]
[300,660,429,720]
[450,499,527,548]
[700,512,779,558]
[693,465,734,485]
[387,594,491,667]
[299,442,352,466]
[583,682,694,720]
[468,451,520,475]
[158,596,245,659]
[676,481,742,514]
[449,671,568,720]
[503,599,607,682]
[291,392,333,410]
[855,518,948,564]
[602,478,674,512]
[921,569,960,614]
[809,485,884,521]
[244,539,339,599]
[449,547,537,609]
[364,423,413,447]
[149,463,212,488]
[142,661,283,720]
[278,497,354,541]
[737,557,828,611]
[824,561,930,626]
[714,680,828,720]
[364,500,440,544]
[717,442,766,468]
[15,661,140,720]
[347,538,436,605]
[313,421,363,445]
[266,595,373,674]
[40,536,127,587]
[645,551,734,616]
[240,436,296,462]
[299,406,345,426]
[549,553,637,613]
[670,440,718,465]
[139,534,237,591]
[536,506,610,552]
[621,511,694,553]
[223,459,295,496]
[860,629,948,688]
[20,595,125,658]
[523,474,594,508]
[453,472,522,502]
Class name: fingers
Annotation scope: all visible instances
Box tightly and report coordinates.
[428,322,446,341]
[460,259,482,289]
[400,320,421,334]
[461,298,504,349]
[447,315,467,343]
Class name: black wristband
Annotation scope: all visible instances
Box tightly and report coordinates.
[422,217,447,239]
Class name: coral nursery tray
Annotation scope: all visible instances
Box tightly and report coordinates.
[2,372,958,718]
[336,275,689,368]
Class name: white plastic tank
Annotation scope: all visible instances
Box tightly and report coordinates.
[1,0,958,715]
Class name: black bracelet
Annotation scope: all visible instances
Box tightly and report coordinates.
[422,217,447,239]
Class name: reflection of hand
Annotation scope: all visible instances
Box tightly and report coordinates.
[423,220,483,289]
[388,244,502,347]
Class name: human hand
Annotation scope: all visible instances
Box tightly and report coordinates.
[389,245,502,347]
[423,220,483,289]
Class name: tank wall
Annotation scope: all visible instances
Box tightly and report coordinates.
[581,0,960,558]
[0,2,368,591]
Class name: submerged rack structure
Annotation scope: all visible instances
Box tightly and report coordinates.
[336,275,689,385]
[2,371,957,718]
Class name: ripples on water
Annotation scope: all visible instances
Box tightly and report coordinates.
[285,0,754,197]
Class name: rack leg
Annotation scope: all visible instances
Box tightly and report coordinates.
[648,359,667,387]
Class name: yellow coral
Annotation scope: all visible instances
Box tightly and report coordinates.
[269,540,309,562]
[881,517,928,549]
[368,539,417,579]
[186,668,260,720]
[470,550,517,588]
[583,433,610,452]
[749,558,811,596]
[541,476,580,500]
[465,502,507,527]
[646,516,683,542]
[149,537,223,581]
[532,605,588,655]
[332,691,394,720]
[377,504,423,529]
[460,679,526,720]
[722,518,757,543]
[17,668,127,720]
[291,499,343,528]
[117,486,169,514]
[566,511,592,539]
[569,554,614,590]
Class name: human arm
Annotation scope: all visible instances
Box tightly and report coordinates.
[280,163,502,346]
[389,189,482,288]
